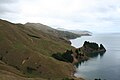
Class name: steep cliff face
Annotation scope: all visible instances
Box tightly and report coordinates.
[0,19,76,80]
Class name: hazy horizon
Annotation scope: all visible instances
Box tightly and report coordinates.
[0,0,120,33]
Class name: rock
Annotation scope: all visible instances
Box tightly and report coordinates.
[52,41,106,64]
[100,44,106,50]
[82,41,106,55]
[83,41,99,50]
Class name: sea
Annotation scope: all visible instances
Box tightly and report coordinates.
[70,33,120,80]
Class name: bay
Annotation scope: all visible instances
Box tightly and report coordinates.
[70,33,120,80]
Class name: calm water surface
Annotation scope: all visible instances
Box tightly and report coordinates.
[70,33,120,80]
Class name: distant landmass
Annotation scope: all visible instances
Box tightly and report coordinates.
[57,28,92,36]
[25,23,81,40]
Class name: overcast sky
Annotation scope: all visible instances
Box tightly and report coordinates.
[0,0,120,33]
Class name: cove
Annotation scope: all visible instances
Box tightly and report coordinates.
[70,33,120,80]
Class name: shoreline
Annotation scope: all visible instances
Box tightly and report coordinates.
[68,37,106,80]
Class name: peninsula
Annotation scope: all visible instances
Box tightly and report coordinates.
[0,19,106,80]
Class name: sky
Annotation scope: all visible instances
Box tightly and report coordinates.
[0,0,120,33]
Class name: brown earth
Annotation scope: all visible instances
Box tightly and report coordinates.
[0,19,83,80]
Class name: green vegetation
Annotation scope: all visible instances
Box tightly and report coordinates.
[52,50,74,63]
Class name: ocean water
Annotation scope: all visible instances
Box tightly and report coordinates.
[70,33,120,80]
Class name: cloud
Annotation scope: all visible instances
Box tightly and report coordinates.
[0,0,15,4]
[0,0,20,14]
[0,0,120,33]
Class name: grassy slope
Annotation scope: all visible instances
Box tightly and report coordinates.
[25,23,81,40]
[0,19,75,80]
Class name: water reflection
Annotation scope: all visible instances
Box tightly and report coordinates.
[75,52,105,68]
[72,34,120,80]
[100,52,105,58]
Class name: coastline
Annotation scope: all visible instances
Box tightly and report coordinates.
[68,36,106,80]
[69,37,85,80]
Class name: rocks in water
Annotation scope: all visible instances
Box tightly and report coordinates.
[100,44,106,50]
[82,41,106,57]
[83,41,99,50]
[52,41,106,64]
[83,41,106,51]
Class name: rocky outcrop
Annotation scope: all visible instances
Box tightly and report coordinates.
[100,44,106,50]
[52,41,106,64]
[82,41,106,57]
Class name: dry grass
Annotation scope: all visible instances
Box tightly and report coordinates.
[0,19,76,80]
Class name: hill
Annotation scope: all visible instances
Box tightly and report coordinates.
[69,30,92,36]
[0,19,79,80]
[57,28,92,36]
[25,23,81,40]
